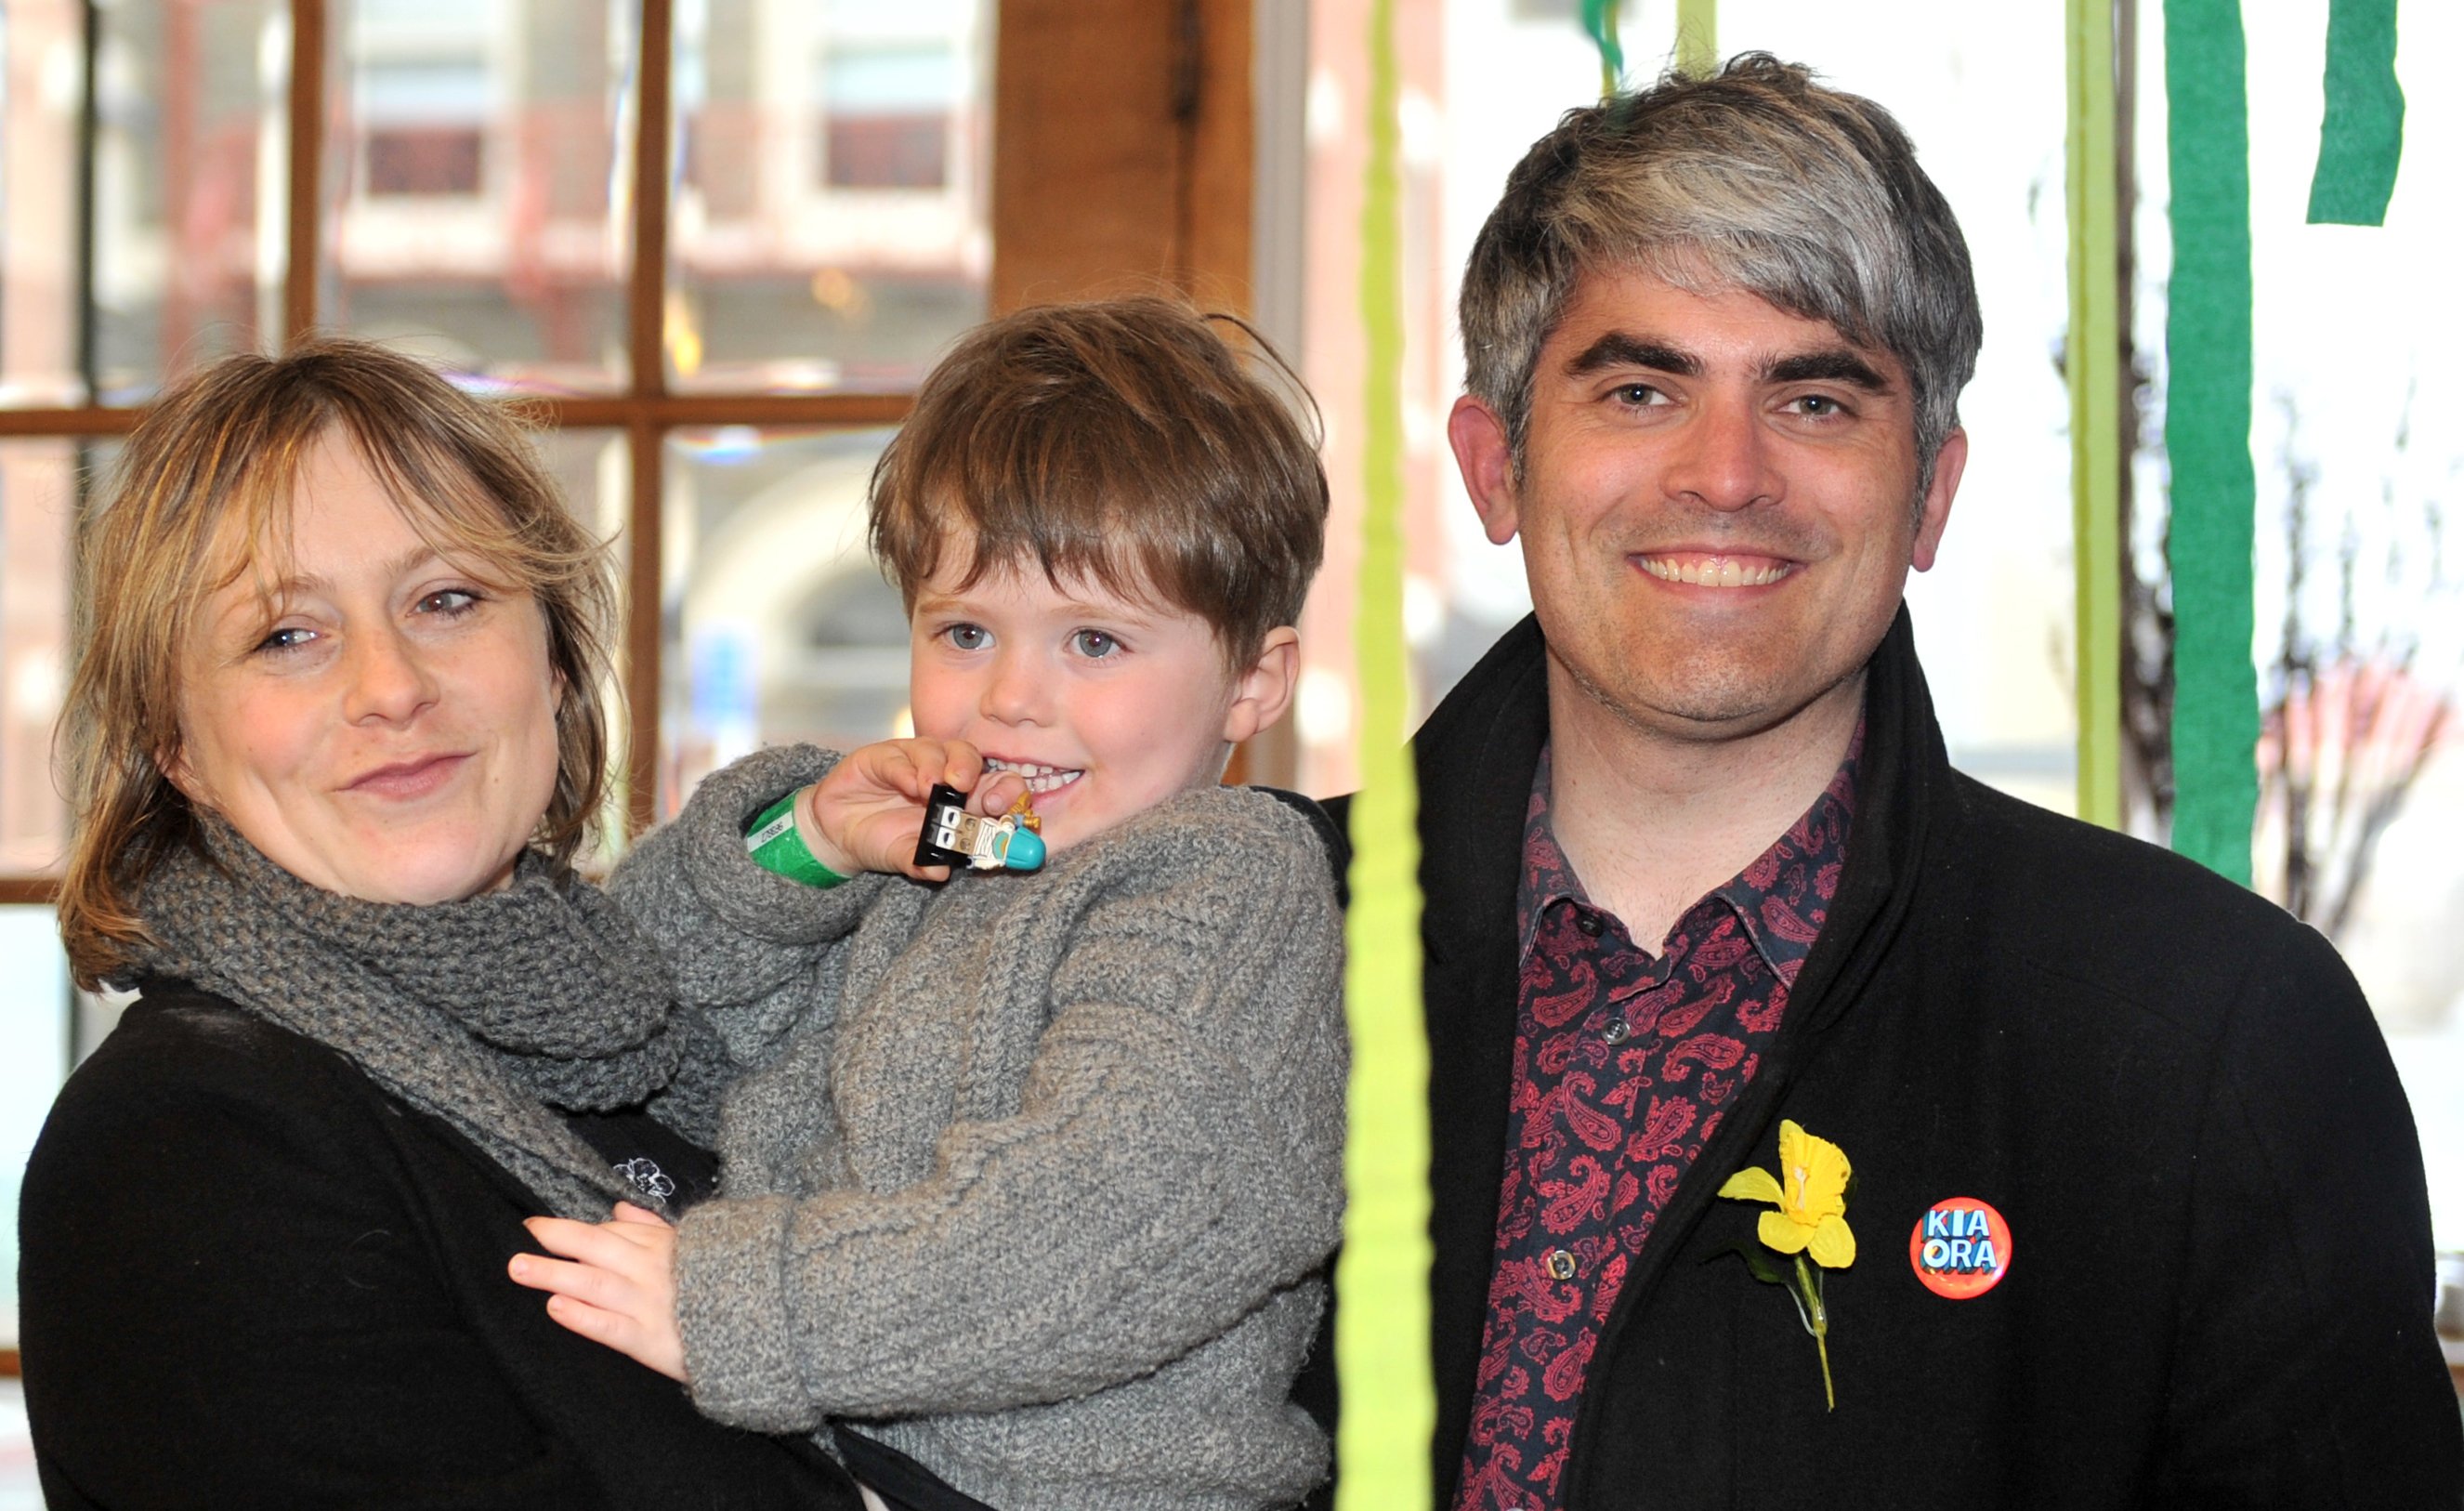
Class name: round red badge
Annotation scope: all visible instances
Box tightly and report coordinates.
[1908,1197,2012,1299]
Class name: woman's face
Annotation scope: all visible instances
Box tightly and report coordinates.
[167,432,564,903]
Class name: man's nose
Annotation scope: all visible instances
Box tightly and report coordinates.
[1664,395,1782,512]
[340,624,440,725]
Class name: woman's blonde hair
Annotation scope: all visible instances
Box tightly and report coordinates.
[56,338,620,988]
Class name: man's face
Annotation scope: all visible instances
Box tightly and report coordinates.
[1449,266,1965,745]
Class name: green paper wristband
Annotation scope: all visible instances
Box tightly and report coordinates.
[743,790,846,889]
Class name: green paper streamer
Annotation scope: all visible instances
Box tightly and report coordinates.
[2068,0,2122,829]
[1332,0,1434,1506]
[2165,0,2259,886]
[1676,0,1718,77]
[2306,0,2404,225]
[1581,0,1624,95]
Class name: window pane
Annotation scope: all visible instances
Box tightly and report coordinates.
[1291,1,2077,811]
[0,440,100,876]
[0,905,72,1352]
[0,0,289,407]
[527,427,635,858]
[659,427,908,817]
[669,1,990,394]
[322,0,636,394]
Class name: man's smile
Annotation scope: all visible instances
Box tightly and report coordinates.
[1633,552,1798,588]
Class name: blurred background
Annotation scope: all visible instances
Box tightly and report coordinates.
[0,0,2457,1483]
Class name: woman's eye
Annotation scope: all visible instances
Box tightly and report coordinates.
[944,624,990,651]
[418,588,481,616]
[254,625,318,655]
[1069,629,1119,659]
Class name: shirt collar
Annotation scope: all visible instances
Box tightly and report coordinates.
[1515,721,1864,984]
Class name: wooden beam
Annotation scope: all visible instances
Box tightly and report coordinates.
[531,392,912,430]
[623,0,675,836]
[992,0,1253,314]
[284,0,326,343]
[0,407,142,437]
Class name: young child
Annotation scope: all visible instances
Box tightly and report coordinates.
[514,298,1344,1511]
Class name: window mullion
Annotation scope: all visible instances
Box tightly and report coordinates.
[623,0,675,835]
[284,0,328,346]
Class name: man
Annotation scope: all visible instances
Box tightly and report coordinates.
[1317,55,2462,1510]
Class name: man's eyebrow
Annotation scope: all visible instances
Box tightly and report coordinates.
[1564,334,1699,379]
[1763,348,1894,392]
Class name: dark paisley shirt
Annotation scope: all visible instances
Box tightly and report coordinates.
[1451,729,1860,1511]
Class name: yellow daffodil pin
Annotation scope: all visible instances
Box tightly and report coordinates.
[1718,1119,1855,1409]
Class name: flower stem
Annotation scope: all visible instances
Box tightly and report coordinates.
[1793,1254,1835,1412]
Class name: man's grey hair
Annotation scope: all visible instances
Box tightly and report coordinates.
[1460,53,1983,496]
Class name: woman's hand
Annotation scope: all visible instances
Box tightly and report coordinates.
[511,1202,689,1381]
[801,740,1029,882]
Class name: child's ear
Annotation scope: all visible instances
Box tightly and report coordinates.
[1221,626,1301,745]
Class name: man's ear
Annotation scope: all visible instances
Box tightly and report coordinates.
[1448,395,1522,546]
[1221,625,1302,745]
[1911,427,1967,572]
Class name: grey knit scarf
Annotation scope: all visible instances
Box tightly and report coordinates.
[130,816,683,1220]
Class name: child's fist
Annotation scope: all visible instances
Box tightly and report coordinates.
[802,740,1029,881]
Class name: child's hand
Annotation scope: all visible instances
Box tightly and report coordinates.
[510,1202,688,1382]
[803,740,1029,881]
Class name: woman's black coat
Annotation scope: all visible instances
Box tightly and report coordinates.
[19,979,861,1510]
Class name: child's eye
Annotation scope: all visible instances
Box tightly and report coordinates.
[943,623,990,651]
[1069,629,1120,659]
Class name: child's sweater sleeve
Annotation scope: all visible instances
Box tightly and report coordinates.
[671,793,1348,1431]
[609,743,892,1142]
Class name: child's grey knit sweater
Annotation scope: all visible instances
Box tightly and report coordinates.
[610,745,1346,1511]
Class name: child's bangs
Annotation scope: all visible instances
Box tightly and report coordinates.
[909,428,1197,614]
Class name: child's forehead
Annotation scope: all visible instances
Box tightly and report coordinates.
[913,554,1175,622]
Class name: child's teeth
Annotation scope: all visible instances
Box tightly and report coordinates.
[985,757,1081,795]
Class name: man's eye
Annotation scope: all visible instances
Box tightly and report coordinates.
[1612,383,1664,405]
[1789,394,1844,417]
[945,624,990,651]
[1069,629,1119,659]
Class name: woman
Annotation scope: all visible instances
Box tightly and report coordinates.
[20,341,859,1509]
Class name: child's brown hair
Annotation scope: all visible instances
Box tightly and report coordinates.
[867,297,1327,663]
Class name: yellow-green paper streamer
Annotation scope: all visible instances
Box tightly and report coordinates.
[1334,0,1434,1506]
[1676,0,1718,77]
[2067,0,2123,829]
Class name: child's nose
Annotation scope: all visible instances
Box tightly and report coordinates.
[980,650,1046,725]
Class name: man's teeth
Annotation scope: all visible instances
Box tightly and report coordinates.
[1638,555,1791,587]
[983,758,1083,795]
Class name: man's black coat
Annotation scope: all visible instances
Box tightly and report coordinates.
[1311,610,2460,1508]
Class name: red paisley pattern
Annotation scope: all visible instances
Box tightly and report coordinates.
[1451,732,1859,1511]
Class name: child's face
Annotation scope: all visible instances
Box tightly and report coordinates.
[907,558,1294,855]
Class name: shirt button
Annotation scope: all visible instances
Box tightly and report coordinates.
[1544,1248,1577,1281]
[1601,1018,1631,1045]
[1577,913,1604,938]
